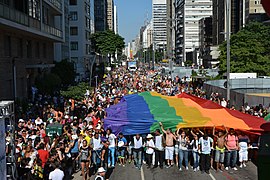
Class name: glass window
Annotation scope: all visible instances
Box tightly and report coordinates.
[86,44,91,54]
[71,42,78,50]
[70,26,78,35]
[69,0,77,5]
[70,11,78,21]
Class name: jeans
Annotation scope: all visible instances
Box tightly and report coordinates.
[108,147,116,166]
[178,149,188,168]
[193,151,200,168]
[225,150,237,168]
[200,153,211,171]
[146,153,153,167]
[133,150,142,168]
[154,150,164,167]
[92,150,101,165]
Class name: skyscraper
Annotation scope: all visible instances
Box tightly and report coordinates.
[94,0,107,32]
[175,0,212,65]
[152,0,167,50]
[107,0,114,31]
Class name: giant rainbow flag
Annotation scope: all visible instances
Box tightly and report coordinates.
[104,92,265,135]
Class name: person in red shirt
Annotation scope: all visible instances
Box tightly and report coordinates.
[37,143,49,168]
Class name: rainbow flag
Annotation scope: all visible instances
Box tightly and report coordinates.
[104,92,265,135]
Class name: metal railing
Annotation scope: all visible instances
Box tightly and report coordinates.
[0,3,62,38]
[45,0,62,11]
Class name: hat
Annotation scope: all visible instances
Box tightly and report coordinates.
[96,124,101,130]
[74,116,78,119]
[97,167,106,173]
[146,134,153,139]
[88,125,93,129]
[118,141,124,147]
[64,115,69,119]
[19,119,24,123]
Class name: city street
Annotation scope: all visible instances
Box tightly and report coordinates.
[74,162,258,180]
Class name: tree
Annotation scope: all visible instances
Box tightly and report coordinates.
[51,59,76,85]
[91,30,125,59]
[60,82,93,100]
[218,22,270,76]
[36,73,62,94]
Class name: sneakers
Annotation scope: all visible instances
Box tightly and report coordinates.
[179,168,182,171]
[206,170,210,174]
[233,167,238,171]
[193,168,196,172]
[240,164,243,168]
[197,167,200,171]
[123,164,125,167]
[186,167,189,170]
[243,163,247,167]
[225,167,229,171]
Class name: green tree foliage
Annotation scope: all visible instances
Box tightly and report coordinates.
[36,73,61,94]
[91,30,125,56]
[60,82,93,100]
[219,22,270,76]
[51,59,76,85]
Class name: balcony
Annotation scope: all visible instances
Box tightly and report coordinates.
[0,3,62,40]
[44,0,62,13]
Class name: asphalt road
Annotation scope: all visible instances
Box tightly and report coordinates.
[74,162,258,180]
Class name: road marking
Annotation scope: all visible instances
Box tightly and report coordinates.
[141,166,145,180]
[209,172,217,180]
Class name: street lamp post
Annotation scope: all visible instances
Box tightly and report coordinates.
[152,32,155,70]
[226,0,231,102]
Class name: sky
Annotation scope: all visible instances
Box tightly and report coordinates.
[115,0,152,44]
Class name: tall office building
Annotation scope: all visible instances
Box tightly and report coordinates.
[175,0,212,66]
[107,0,114,31]
[69,0,95,81]
[166,0,175,60]
[114,5,118,34]
[94,0,107,32]
[152,0,167,50]
[0,0,64,99]
[143,20,153,49]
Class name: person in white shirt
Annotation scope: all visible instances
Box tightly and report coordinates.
[221,98,227,108]
[145,134,155,168]
[106,128,117,167]
[154,129,164,169]
[133,134,143,170]
[49,162,64,180]
[91,133,102,168]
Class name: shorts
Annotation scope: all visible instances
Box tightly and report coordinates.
[81,159,89,163]
[118,149,125,158]
[239,150,248,162]
[215,149,225,163]
[174,145,179,155]
[165,146,174,160]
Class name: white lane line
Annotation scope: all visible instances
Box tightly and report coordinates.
[209,172,217,180]
[141,166,145,180]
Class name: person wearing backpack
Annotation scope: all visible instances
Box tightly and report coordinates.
[198,134,213,174]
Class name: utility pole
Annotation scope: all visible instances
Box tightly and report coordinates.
[226,0,231,102]
[152,33,155,70]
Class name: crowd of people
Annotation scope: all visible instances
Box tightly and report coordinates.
[5,66,265,180]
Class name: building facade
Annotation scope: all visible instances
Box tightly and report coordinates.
[94,0,107,32]
[142,20,153,49]
[69,0,95,81]
[113,5,118,34]
[107,0,114,31]
[175,0,212,66]
[152,0,167,50]
[0,0,64,100]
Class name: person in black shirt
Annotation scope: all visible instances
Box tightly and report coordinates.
[101,140,109,169]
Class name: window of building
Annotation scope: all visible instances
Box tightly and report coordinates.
[86,44,91,54]
[255,1,257,4]
[85,31,91,41]
[71,42,78,50]
[85,3,90,16]
[43,43,47,58]
[70,26,78,35]
[69,0,77,5]
[29,0,41,20]
[26,40,32,58]
[85,17,91,29]
[36,42,40,58]
[70,11,78,21]
[255,9,257,13]
[4,35,11,57]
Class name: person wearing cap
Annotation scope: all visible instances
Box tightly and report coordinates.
[117,132,127,166]
[95,167,106,180]
[145,134,155,168]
